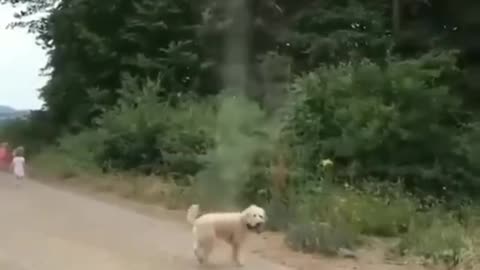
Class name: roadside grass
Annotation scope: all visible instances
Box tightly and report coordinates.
[30,150,192,210]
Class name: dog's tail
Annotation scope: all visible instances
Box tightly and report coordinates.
[186,204,200,225]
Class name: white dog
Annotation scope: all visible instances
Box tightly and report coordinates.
[186,204,267,266]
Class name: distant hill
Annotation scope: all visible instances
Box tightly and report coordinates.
[0,106,30,122]
[0,105,16,114]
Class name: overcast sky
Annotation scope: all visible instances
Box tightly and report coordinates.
[0,5,47,110]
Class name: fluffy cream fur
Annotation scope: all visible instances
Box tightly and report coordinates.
[186,204,266,266]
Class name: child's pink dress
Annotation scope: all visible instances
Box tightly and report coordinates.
[0,147,9,171]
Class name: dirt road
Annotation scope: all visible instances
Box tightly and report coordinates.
[0,174,291,270]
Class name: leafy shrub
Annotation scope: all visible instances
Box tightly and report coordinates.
[293,182,415,237]
[95,77,214,176]
[193,94,280,208]
[31,76,216,182]
[264,198,295,231]
[285,51,473,197]
[286,220,359,255]
[29,125,108,179]
[283,180,421,256]
[30,150,74,179]
[340,192,414,237]
[57,130,104,169]
[396,214,467,266]
[286,189,361,255]
[0,110,58,154]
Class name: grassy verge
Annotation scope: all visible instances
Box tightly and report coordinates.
[30,150,194,210]
[30,150,480,269]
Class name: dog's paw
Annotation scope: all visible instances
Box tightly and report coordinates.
[196,257,205,264]
[233,260,244,267]
[194,249,205,264]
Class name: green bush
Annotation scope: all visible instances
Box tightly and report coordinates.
[285,51,474,197]
[31,148,100,179]
[286,220,359,255]
[339,191,414,237]
[58,130,104,168]
[285,184,360,255]
[33,76,216,181]
[193,94,280,209]
[396,214,467,266]
[264,198,295,231]
[291,182,415,237]
[94,76,215,177]
[0,110,58,154]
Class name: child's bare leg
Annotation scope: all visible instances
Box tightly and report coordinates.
[15,175,23,186]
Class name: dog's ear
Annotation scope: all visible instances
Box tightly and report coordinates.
[242,205,253,213]
[240,206,253,223]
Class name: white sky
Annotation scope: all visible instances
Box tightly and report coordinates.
[0,5,47,110]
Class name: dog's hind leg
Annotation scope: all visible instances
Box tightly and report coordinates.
[194,237,214,264]
[193,243,205,264]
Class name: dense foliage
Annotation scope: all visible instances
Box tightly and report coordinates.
[287,52,476,198]
[3,0,480,264]
[2,0,480,207]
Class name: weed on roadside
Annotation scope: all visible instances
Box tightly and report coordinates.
[395,213,468,267]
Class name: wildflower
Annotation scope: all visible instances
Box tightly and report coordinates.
[320,158,333,167]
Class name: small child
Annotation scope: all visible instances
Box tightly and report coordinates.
[11,146,26,184]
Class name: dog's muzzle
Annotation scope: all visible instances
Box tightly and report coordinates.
[247,222,265,233]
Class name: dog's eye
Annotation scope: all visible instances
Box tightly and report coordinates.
[259,215,264,219]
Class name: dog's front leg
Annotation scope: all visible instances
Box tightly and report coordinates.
[231,242,244,267]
